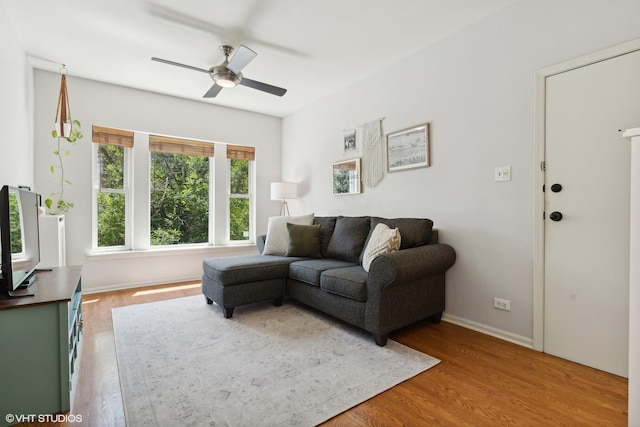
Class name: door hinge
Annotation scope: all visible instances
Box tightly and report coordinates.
[540,161,546,171]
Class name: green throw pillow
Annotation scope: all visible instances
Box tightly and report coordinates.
[285,223,322,258]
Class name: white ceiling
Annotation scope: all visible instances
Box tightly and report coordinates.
[3,0,514,118]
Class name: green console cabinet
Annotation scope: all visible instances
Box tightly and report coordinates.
[0,266,82,426]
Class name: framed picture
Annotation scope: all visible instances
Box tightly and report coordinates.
[343,127,358,155]
[386,123,430,172]
[332,158,361,195]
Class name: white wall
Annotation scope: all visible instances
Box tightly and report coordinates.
[281,0,640,342]
[0,1,32,187]
[33,71,282,292]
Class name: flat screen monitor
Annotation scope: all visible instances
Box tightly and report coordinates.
[0,185,41,293]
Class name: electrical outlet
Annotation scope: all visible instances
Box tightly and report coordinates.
[493,297,511,311]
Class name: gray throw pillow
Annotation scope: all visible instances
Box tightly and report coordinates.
[313,216,337,257]
[325,216,371,263]
[285,223,322,258]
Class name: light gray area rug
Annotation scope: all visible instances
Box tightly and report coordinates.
[112,296,440,426]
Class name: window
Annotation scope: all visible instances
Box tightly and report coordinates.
[92,126,132,248]
[227,145,255,242]
[148,135,213,246]
[92,126,255,252]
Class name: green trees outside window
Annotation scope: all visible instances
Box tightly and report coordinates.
[150,153,209,245]
[97,144,126,247]
[229,159,250,241]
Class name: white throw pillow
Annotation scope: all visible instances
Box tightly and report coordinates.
[263,213,315,255]
[362,223,401,272]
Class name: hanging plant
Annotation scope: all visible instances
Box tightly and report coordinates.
[46,67,84,215]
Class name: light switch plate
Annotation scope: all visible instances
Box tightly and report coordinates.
[494,166,511,182]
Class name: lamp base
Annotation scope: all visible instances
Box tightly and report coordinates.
[279,200,290,216]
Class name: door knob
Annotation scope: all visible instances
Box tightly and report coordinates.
[551,183,562,192]
[549,211,563,221]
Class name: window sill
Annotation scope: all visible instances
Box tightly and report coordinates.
[85,244,257,261]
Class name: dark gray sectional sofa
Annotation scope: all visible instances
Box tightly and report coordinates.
[202,216,456,346]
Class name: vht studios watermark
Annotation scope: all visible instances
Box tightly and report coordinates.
[5,413,83,424]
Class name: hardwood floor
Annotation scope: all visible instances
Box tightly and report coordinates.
[23,282,627,426]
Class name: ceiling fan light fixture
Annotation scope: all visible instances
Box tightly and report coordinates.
[216,77,237,88]
[211,66,241,88]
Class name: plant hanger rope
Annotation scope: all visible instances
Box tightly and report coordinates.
[54,65,72,138]
[46,65,83,215]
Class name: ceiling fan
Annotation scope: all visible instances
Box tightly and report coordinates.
[151,45,287,98]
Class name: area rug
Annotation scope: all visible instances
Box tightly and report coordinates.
[112,295,440,426]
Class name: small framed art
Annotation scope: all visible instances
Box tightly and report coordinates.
[343,127,358,155]
[386,123,430,172]
[332,158,361,195]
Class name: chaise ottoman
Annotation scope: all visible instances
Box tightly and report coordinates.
[201,255,300,318]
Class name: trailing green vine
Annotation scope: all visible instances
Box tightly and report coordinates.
[46,119,83,215]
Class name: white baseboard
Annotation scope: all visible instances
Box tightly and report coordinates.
[442,313,534,349]
[83,283,532,350]
[83,275,202,295]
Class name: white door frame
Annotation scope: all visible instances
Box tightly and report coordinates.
[533,38,640,351]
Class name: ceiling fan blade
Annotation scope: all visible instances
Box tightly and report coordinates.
[149,3,307,58]
[151,57,209,74]
[227,45,257,74]
[203,84,223,98]
[239,78,287,97]
[148,3,228,38]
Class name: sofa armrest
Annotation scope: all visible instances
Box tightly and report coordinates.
[257,234,267,254]
[364,243,456,339]
[368,243,456,290]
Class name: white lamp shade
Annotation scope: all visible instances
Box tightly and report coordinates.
[271,182,297,200]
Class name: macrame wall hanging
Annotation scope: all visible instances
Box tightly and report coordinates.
[359,118,384,188]
[54,66,72,138]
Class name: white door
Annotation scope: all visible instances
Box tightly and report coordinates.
[544,49,640,377]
